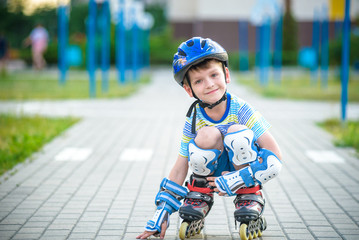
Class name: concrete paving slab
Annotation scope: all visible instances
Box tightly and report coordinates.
[0,69,358,239]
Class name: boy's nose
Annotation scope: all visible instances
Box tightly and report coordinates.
[204,78,214,88]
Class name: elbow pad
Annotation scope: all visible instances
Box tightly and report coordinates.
[214,148,282,196]
[250,148,282,185]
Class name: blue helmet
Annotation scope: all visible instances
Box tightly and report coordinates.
[172,37,228,86]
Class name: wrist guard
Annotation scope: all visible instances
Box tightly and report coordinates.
[145,178,187,232]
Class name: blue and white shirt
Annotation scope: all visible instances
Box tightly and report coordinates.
[179,92,271,158]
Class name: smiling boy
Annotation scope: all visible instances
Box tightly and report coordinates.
[137,37,282,240]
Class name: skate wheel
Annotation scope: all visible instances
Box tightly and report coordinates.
[252,229,258,239]
[179,221,189,240]
[257,216,267,237]
[239,223,253,240]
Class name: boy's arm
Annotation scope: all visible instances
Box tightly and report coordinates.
[168,155,189,185]
[256,131,282,160]
[136,155,189,239]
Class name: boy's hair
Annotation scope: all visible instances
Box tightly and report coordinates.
[184,58,224,86]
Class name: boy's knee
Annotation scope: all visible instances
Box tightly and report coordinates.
[227,124,248,133]
[195,126,223,150]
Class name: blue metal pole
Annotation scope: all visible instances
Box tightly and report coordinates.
[259,18,270,86]
[321,5,329,89]
[341,0,351,123]
[238,20,249,71]
[144,29,150,67]
[119,0,126,84]
[255,25,261,82]
[101,0,110,92]
[311,9,320,84]
[58,5,68,85]
[115,8,121,83]
[273,13,283,84]
[87,0,97,98]
[132,7,138,82]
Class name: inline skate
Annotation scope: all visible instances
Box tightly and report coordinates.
[234,186,267,240]
[178,174,214,239]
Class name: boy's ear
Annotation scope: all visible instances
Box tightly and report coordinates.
[225,67,231,84]
[183,83,194,98]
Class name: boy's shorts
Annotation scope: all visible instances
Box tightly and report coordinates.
[212,150,236,177]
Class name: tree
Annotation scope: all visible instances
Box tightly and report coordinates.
[282,0,299,64]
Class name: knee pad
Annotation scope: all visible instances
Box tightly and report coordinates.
[188,139,221,176]
[224,128,259,166]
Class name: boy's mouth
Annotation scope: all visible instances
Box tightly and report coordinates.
[205,89,218,95]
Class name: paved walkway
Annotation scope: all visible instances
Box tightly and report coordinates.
[0,69,359,240]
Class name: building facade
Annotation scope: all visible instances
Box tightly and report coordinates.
[167,0,359,52]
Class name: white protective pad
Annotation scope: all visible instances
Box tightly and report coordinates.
[224,128,258,166]
[188,140,221,176]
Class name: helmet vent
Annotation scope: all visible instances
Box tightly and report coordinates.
[178,49,187,56]
[201,40,207,48]
[187,40,194,47]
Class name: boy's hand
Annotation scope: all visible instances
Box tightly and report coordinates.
[207,171,229,196]
[136,221,167,239]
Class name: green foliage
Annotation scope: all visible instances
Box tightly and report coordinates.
[329,35,359,66]
[318,118,359,153]
[282,10,298,52]
[282,5,298,66]
[69,3,88,35]
[149,28,184,65]
[0,3,34,48]
[145,4,167,33]
[0,114,79,176]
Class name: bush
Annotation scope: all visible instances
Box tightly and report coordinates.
[149,28,183,65]
[329,35,359,66]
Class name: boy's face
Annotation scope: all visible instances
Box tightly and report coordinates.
[184,61,230,104]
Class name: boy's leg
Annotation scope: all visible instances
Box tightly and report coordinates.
[180,127,223,220]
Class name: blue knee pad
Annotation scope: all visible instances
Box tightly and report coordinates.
[188,139,221,176]
[145,178,187,233]
[224,128,259,166]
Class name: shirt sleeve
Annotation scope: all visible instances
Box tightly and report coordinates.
[179,114,196,158]
[237,101,271,139]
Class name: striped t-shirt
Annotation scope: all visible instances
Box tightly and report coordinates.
[179,92,271,158]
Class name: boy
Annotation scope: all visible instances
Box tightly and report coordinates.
[137,37,282,239]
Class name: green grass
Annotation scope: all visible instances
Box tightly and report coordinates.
[237,72,359,102]
[318,118,359,153]
[236,71,359,153]
[0,70,150,177]
[0,114,79,176]
[0,70,150,100]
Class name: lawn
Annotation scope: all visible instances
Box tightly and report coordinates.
[236,70,359,153]
[237,71,359,102]
[0,69,150,177]
[0,70,150,100]
[0,114,79,177]
[318,118,359,153]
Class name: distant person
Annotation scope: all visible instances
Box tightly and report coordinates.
[0,32,8,76]
[24,24,49,70]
